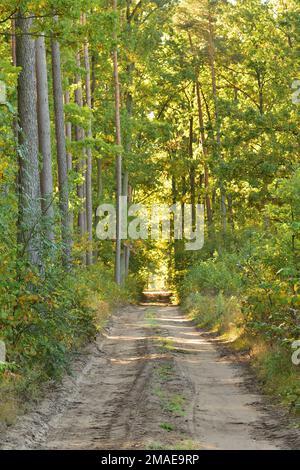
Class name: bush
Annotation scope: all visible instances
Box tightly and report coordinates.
[183,292,243,335]
[180,253,243,299]
[180,235,300,410]
[0,262,140,419]
[253,346,300,412]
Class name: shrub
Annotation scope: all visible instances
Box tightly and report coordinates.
[0,262,141,419]
[180,253,243,299]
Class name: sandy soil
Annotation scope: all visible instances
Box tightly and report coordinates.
[0,304,299,450]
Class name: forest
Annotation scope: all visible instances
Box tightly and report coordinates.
[0,0,300,451]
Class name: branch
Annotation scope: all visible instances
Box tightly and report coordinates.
[220,74,259,110]
[140,6,160,25]
[0,31,57,38]
[128,0,143,21]
[157,82,192,119]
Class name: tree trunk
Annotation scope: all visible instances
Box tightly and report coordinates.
[83,15,93,266]
[227,194,235,233]
[97,158,103,200]
[196,80,213,226]
[51,24,72,268]
[189,32,213,229]
[75,51,86,246]
[64,88,73,231]
[94,157,103,263]
[91,51,97,109]
[11,18,16,66]
[16,14,42,268]
[208,11,226,235]
[36,34,55,244]
[188,116,196,228]
[64,89,72,171]
[181,175,186,237]
[171,162,181,274]
[11,18,18,140]
[122,61,134,279]
[113,0,122,285]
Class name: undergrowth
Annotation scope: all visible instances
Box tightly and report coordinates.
[180,250,300,415]
[0,263,140,425]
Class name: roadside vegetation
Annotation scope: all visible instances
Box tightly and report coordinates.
[0,265,140,425]
[181,242,300,412]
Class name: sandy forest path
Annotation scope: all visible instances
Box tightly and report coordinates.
[1,304,299,450]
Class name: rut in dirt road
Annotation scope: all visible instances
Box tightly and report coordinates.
[1,305,298,450]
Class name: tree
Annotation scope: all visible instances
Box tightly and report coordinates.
[74,49,86,247]
[51,17,72,268]
[83,13,93,266]
[16,13,42,269]
[113,0,122,285]
[36,33,55,244]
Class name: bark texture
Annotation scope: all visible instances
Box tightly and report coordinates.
[83,17,93,266]
[51,27,72,267]
[16,14,42,268]
[36,34,55,243]
[113,0,122,285]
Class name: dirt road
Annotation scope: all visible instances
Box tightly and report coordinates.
[1,305,298,450]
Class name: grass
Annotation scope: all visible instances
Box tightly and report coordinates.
[0,387,20,426]
[163,394,186,416]
[153,386,186,417]
[159,422,174,432]
[153,385,165,400]
[156,336,192,355]
[155,364,174,382]
[253,346,300,413]
[145,308,160,330]
[150,316,188,440]
[157,336,175,352]
[147,440,200,450]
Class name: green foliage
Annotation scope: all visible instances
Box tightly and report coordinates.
[0,263,137,389]
[254,347,300,412]
[0,261,140,424]
[180,254,242,298]
[160,422,174,432]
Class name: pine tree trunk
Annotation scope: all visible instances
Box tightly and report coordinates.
[51,25,72,268]
[16,14,42,268]
[64,89,72,172]
[208,11,226,235]
[64,88,73,231]
[11,18,18,140]
[189,33,213,230]
[11,18,16,66]
[97,158,103,200]
[36,34,55,243]
[188,116,196,228]
[75,51,86,246]
[227,194,235,232]
[113,0,122,285]
[91,51,97,109]
[122,63,134,280]
[83,16,93,266]
[120,171,128,282]
[196,80,213,226]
